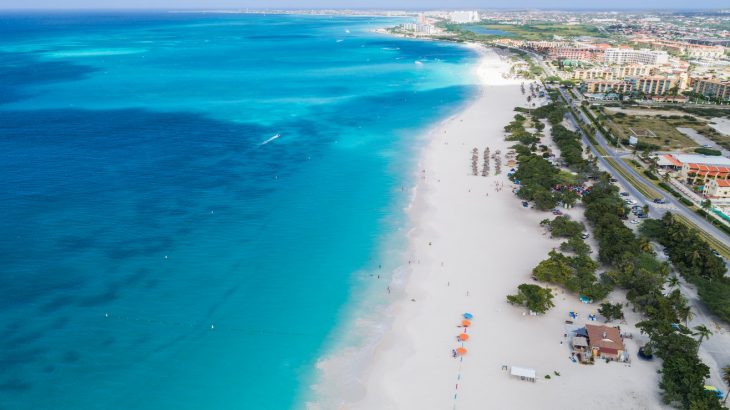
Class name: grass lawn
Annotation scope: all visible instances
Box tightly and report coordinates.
[475,23,606,41]
[606,114,698,150]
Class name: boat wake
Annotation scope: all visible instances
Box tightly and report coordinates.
[260,133,281,146]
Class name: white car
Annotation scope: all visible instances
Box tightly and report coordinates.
[630,220,639,224]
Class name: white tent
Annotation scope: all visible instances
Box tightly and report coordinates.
[510,366,536,382]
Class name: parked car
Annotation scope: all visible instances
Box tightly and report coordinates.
[630,220,639,224]
[637,213,648,219]
[620,192,630,197]
[522,201,529,208]
[580,233,590,239]
[653,198,666,204]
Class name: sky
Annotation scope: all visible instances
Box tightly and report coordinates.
[0,0,727,10]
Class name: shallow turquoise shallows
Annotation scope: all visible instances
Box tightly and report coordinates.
[0,12,477,409]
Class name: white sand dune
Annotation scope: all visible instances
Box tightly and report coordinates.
[348,46,665,410]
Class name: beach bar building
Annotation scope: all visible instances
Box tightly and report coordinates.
[585,324,625,361]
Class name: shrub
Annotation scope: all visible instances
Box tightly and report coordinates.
[694,147,722,156]
[644,170,659,181]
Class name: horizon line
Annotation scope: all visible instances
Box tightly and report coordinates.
[0,6,728,12]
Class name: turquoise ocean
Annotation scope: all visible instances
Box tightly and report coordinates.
[0,12,478,409]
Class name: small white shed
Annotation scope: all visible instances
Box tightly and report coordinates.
[510,366,537,382]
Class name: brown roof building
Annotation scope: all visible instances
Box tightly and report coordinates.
[585,324,625,360]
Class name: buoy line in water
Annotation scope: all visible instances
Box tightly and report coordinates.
[101,312,317,338]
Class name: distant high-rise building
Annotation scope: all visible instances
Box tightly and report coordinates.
[448,11,480,24]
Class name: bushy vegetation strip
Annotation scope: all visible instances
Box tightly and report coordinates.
[641,213,730,324]
[583,180,722,409]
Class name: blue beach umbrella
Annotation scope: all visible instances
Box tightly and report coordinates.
[463,313,473,320]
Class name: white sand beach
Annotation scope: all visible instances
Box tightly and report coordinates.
[347,47,665,410]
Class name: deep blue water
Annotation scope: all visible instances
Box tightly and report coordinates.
[0,12,477,409]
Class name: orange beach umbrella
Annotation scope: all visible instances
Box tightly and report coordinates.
[456,347,468,356]
[458,333,470,341]
[461,319,471,327]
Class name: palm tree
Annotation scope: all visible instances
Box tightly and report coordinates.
[666,276,680,289]
[678,305,694,327]
[639,238,654,254]
[722,365,730,405]
[648,156,659,175]
[662,171,671,183]
[693,324,713,344]
[701,199,712,219]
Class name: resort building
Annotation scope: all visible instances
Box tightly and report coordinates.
[704,179,730,199]
[604,48,669,66]
[631,38,725,59]
[687,45,726,60]
[583,80,633,94]
[572,64,654,81]
[681,163,730,186]
[582,74,683,95]
[691,78,730,101]
[585,324,625,361]
[632,76,677,95]
[657,153,730,171]
[547,47,603,62]
[616,64,656,77]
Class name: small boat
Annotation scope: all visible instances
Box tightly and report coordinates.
[260,133,281,146]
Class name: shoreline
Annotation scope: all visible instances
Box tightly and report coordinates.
[311,44,666,409]
[302,43,487,410]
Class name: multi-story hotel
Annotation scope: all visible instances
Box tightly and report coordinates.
[400,23,438,35]
[547,47,603,62]
[691,78,730,101]
[604,48,669,65]
[572,65,655,81]
[583,74,683,95]
[632,38,726,60]
[583,80,634,93]
[632,76,677,95]
[687,45,726,59]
